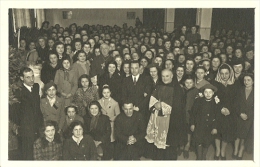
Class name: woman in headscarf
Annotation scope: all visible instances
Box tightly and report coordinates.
[54,56,78,106]
[212,63,237,160]
[83,101,111,160]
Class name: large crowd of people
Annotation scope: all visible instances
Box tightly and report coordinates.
[8,19,254,161]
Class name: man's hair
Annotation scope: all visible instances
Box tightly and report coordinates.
[130,60,140,67]
[122,101,134,107]
[19,67,33,77]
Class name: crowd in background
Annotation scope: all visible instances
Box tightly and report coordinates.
[8,18,254,161]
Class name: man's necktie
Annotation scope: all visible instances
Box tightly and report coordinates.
[133,77,136,85]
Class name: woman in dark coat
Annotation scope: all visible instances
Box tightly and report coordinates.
[98,61,122,105]
[63,120,97,160]
[212,63,237,160]
[233,73,254,160]
[83,101,112,160]
[41,52,61,84]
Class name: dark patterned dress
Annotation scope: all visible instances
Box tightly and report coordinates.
[72,87,99,116]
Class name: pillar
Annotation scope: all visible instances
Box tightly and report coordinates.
[164,9,175,33]
[196,8,212,40]
[36,9,45,29]
[13,9,31,29]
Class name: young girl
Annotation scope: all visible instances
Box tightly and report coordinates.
[72,74,99,117]
[54,56,78,106]
[114,55,123,75]
[122,61,131,78]
[62,104,84,138]
[63,120,97,160]
[40,81,65,131]
[174,65,185,84]
[190,84,219,160]
[71,50,91,78]
[83,101,112,160]
[194,66,210,89]
[185,58,195,75]
[98,86,120,141]
[55,42,66,60]
[33,120,63,160]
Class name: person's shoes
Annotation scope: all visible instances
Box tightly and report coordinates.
[237,156,243,160]
[214,155,220,160]
[232,154,237,160]
[183,150,189,159]
[220,155,226,160]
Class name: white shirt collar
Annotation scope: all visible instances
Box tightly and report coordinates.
[72,135,83,145]
[47,96,56,107]
[45,137,54,143]
[132,74,140,82]
[23,83,33,92]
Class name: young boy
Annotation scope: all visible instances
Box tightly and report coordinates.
[190,84,220,160]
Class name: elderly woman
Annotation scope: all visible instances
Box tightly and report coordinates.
[72,74,99,117]
[33,120,62,160]
[63,120,97,160]
[40,81,65,131]
[213,63,237,160]
[54,56,78,106]
[83,101,112,160]
[233,73,254,160]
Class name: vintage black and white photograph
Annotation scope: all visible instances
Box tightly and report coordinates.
[1,1,259,167]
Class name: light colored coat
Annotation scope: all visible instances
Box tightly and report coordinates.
[40,96,65,130]
[98,97,120,142]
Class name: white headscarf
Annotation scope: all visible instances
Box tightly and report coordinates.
[215,63,235,86]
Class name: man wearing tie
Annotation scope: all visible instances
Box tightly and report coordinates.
[18,67,44,160]
[122,60,151,125]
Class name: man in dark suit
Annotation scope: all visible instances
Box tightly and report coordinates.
[18,67,43,160]
[121,60,151,125]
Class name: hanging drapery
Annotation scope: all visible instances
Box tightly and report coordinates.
[13,9,32,29]
[36,9,45,29]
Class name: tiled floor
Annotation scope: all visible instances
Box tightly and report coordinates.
[140,143,253,161]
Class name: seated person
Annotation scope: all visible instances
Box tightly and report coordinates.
[63,104,84,138]
[63,120,97,160]
[83,101,112,160]
[40,81,65,131]
[114,102,146,160]
[33,120,62,160]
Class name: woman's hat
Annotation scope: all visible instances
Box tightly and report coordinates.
[200,83,218,92]
[44,81,56,92]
